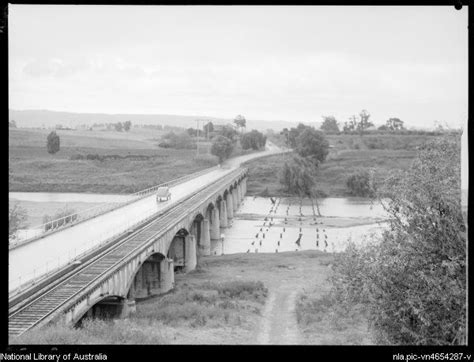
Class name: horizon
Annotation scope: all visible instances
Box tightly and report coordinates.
[9,108,465,130]
[8,5,468,129]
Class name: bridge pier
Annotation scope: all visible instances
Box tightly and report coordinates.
[199,219,211,256]
[184,235,197,272]
[210,207,220,239]
[226,193,234,221]
[237,183,242,204]
[120,298,137,318]
[128,254,173,299]
[161,258,174,292]
[233,189,239,212]
[220,200,228,228]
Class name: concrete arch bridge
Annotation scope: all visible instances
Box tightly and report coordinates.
[9,167,248,338]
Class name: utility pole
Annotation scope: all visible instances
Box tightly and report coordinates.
[195,119,200,156]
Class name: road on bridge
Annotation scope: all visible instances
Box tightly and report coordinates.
[9,141,288,292]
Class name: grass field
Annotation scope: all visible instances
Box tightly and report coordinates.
[9,128,219,193]
[243,134,448,198]
[11,250,371,345]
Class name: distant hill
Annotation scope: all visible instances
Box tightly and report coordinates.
[9,109,313,132]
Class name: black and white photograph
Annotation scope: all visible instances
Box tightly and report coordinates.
[6,4,468,347]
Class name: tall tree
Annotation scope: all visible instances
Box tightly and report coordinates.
[320,116,340,134]
[343,115,358,133]
[203,121,214,137]
[234,114,247,134]
[295,128,330,164]
[211,135,234,162]
[123,120,132,131]
[356,109,373,135]
[386,118,404,131]
[46,131,60,154]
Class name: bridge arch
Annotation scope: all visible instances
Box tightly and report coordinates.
[73,294,131,326]
[21,169,249,334]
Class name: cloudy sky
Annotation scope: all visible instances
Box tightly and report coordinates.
[9,5,468,128]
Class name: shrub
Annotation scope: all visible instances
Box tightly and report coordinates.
[346,170,375,197]
[70,154,85,160]
[332,136,466,345]
[9,203,27,241]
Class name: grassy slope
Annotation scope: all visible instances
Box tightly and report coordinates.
[12,251,371,345]
[243,134,442,197]
[9,128,219,193]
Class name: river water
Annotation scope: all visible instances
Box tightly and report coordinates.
[211,196,389,255]
[9,192,389,254]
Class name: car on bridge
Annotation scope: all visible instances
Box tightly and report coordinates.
[156,186,171,202]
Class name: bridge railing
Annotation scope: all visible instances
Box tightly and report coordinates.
[9,165,221,249]
[9,167,247,295]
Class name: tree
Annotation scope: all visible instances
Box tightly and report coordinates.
[203,122,214,136]
[356,109,373,135]
[279,155,317,196]
[124,120,132,132]
[211,135,234,162]
[46,131,60,154]
[320,116,340,134]
[234,115,247,134]
[332,136,466,344]
[9,120,17,128]
[386,118,404,131]
[295,128,330,164]
[343,115,358,133]
[217,125,239,143]
[9,203,27,241]
[241,130,267,150]
[280,128,290,147]
[114,122,123,132]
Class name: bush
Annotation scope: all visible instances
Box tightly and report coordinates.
[9,203,27,240]
[332,136,466,345]
[46,131,60,154]
[346,170,375,197]
[70,154,85,160]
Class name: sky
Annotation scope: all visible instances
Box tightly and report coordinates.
[8,5,468,128]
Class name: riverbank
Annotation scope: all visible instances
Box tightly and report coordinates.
[242,133,445,198]
[243,150,417,198]
[12,250,373,344]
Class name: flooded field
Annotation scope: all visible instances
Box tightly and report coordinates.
[211,196,389,255]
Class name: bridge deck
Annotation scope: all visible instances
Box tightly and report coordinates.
[9,166,238,291]
[9,169,245,337]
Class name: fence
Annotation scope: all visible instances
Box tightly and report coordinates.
[9,165,220,250]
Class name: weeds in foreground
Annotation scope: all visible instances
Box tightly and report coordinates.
[10,318,166,344]
[12,280,268,344]
[137,280,267,328]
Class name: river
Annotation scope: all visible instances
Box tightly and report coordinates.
[211,196,389,254]
[9,192,389,254]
